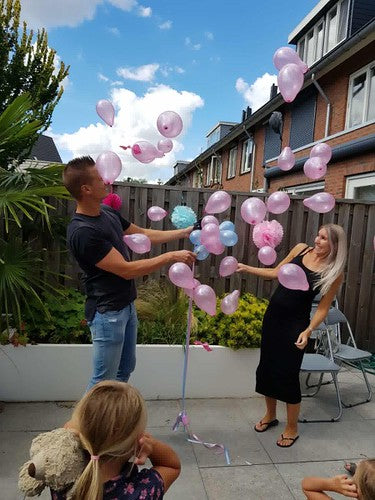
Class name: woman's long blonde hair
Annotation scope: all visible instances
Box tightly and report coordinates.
[71,381,147,500]
[354,459,375,500]
[314,224,347,296]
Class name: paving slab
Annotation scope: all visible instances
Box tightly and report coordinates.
[0,402,71,431]
[200,464,294,500]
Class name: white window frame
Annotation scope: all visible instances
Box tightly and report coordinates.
[296,0,349,66]
[207,156,222,185]
[240,139,253,174]
[192,169,202,188]
[345,172,375,199]
[284,181,325,196]
[227,147,237,179]
[346,60,375,129]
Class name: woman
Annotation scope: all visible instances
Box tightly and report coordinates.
[238,224,347,448]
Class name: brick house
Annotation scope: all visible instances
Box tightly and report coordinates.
[166,0,375,201]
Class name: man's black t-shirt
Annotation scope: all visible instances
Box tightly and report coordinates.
[67,205,137,321]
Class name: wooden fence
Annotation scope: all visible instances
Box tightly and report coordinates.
[64,182,375,351]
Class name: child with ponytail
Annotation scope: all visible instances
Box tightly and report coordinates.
[53,381,180,499]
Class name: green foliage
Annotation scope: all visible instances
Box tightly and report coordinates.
[194,292,269,350]
[0,0,69,163]
[136,280,196,345]
[19,288,91,344]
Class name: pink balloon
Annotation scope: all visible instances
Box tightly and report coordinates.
[278,264,309,291]
[157,138,173,153]
[96,99,115,127]
[157,111,183,138]
[201,215,219,227]
[253,220,284,249]
[184,279,200,298]
[147,206,167,221]
[193,285,217,316]
[204,190,231,214]
[205,239,225,255]
[277,146,295,171]
[132,141,160,163]
[310,143,332,163]
[258,246,277,266]
[221,290,240,315]
[277,63,305,103]
[273,47,309,73]
[168,263,194,289]
[303,157,327,180]
[267,191,290,214]
[241,198,267,225]
[303,192,335,213]
[96,151,122,184]
[201,223,220,245]
[219,256,238,277]
[123,234,151,254]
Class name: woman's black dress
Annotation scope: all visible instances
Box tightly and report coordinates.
[256,246,320,404]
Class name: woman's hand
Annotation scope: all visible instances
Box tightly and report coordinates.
[237,263,251,273]
[295,330,310,350]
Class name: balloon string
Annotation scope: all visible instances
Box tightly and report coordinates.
[181,261,195,410]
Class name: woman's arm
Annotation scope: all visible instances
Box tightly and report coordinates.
[302,475,358,499]
[295,274,344,349]
[124,223,192,244]
[237,243,308,280]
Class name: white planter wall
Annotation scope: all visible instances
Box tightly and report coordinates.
[0,344,259,402]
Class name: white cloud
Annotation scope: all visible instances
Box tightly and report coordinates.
[175,66,185,74]
[185,37,201,51]
[205,31,214,40]
[20,0,142,29]
[107,26,120,36]
[98,73,110,82]
[117,63,160,82]
[235,73,277,112]
[138,5,152,17]
[54,85,204,182]
[111,80,124,86]
[159,65,185,77]
[159,20,172,30]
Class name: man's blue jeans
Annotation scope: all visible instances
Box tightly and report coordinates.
[86,302,138,391]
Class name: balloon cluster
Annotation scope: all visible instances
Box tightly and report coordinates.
[190,217,238,260]
[273,47,308,103]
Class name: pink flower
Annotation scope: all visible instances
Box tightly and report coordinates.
[139,489,148,500]
[141,478,150,484]
[125,483,135,494]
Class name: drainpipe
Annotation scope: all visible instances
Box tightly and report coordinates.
[243,125,256,191]
[211,147,223,186]
[311,73,331,138]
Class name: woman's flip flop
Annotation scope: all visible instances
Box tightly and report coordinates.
[276,434,299,447]
[254,419,279,433]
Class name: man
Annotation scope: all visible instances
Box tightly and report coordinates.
[63,156,195,390]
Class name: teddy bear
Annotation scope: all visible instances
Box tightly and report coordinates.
[18,427,87,499]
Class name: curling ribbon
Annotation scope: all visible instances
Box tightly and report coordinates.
[172,263,231,465]
[194,340,212,352]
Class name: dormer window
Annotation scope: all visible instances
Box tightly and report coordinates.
[297,0,349,66]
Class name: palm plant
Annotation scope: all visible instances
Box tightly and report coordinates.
[0,93,70,335]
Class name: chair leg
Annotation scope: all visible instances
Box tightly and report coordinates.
[300,372,343,423]
[302,373,324,397]
[342,361,373,408]
[305,372,332,390]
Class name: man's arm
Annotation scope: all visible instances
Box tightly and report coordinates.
[95,247,195,280]
[124,223,192,245]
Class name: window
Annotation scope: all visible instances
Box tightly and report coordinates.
[207,156,222,185]
[345,173,375,201]
[285,181,325,196]
[297,0,349,66]
[227,147,237,179]
[289,87,317,150]
[240,139,253,173]
[192,169,202,188]
[347,61,375,128]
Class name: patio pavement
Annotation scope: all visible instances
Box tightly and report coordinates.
[1,366,375,500]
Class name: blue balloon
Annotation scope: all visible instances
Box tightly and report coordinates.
[220,230,238,247]
[219,220,235,232]
[189,229,201,245]
[194,244,210,261]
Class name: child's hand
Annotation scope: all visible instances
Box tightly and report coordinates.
[330,475,358,498]
[134,432,154,465]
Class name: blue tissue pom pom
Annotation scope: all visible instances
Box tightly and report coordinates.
[171,205,197,229]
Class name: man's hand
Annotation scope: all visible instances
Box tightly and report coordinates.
[170,250,196,265]
[181,226,193,238]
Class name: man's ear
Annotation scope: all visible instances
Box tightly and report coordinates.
[81,184,91,196]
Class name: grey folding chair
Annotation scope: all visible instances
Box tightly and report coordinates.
[300,322,343,423]
[326,307,372,408]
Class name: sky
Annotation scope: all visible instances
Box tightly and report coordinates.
[20,0,317,183]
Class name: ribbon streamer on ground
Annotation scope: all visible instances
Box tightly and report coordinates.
[173,264,230,465]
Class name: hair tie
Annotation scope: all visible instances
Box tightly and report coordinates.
[91,455,100,461]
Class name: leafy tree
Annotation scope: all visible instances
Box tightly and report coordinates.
[0,0,69,165]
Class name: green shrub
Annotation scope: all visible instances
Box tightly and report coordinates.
[194,292,268,350]
[20,288,91,344]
